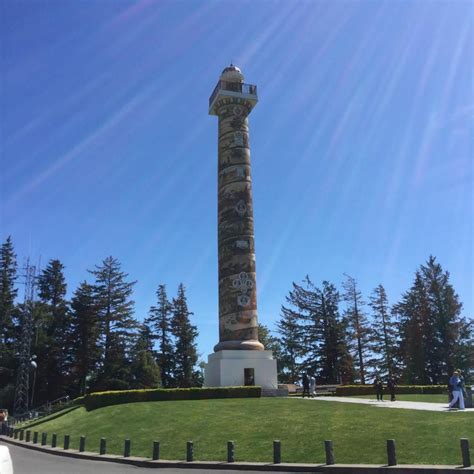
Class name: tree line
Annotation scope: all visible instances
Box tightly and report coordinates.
[266,257,473,385]
[0,236,199,411]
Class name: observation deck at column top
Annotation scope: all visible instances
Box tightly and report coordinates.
[208,64,258,115]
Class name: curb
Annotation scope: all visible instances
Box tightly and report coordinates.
[0,436,472,473]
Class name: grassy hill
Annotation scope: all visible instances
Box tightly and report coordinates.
[22,398,472,464]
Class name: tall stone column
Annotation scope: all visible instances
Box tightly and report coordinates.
[209,65,263,352]
[205,65,277,390]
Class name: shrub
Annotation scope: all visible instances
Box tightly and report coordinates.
[335,385,447,396]
[83,386,261,411]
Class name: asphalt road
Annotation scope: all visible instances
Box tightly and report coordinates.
[1,441,305,474]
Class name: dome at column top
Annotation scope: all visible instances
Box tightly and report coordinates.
[220,64,244,82]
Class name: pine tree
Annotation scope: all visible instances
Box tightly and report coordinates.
[395,271,434,384]
[369,284,399,378]
[0,236,18,406]
[171,284,198,388]
[89,256,138,391]
[0,236,17,347]
[316,281,353,384]
[258,323,285,380]
[342,274,373,384]
[146,284,174,387]
[396,257,467,384]
[69,282,101,396]
[277,283,307,383]
[37,259,71,401]
[130,324,161,389]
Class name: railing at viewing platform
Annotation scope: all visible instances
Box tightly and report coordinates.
[209,80,257,107]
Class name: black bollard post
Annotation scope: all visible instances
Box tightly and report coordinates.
[461,439,471,468]
[273,440,281,464]
[19,430,24,441]
[41,432,47,446]
[79,436,86,452]
[33,432,38,444]
[26,430,31,442]
[64,434,70,450]
[124,439,131,458]
[14,429,18,439]
[325,440,335,465]
[52,433,57,448]
[387,439,397,466]
[227,441,235,463]
[100,438,106,455]
[186,441,193,462]
[152,441,160,461]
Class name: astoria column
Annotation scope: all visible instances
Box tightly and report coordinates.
[209,65,264,353]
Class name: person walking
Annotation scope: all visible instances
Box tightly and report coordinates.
[387,376,396,402]
[448,370,465,410]
[310,375,316,398]
[374,376,384,401]
[302,373,310,398]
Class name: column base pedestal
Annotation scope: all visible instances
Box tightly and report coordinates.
[203,350,278,389]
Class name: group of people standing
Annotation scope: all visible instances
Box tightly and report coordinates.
[301,373,317,398]
[373,376,397,401]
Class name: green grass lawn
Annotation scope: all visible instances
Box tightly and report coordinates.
[352,394,449,403]
[22,398,472,465]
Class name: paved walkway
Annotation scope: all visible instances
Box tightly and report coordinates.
[296,396,474,412]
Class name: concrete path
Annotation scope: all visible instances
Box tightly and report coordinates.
[296,396,474,412]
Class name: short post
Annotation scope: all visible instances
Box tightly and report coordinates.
[52,433,57,448]
[79,436,86,452]
[26,430,31,442]
[152,441,160,460]
[227,441,235,463]
[186,441,193,462]
[19,430,24,441]
[273,440,281,464]
[124,439,131,458]
[325,440,335,465]
[461,438,471,468]
[64,434,70,450]
[387,439,397,466]
[100,438,106,455]
[14,429,18,439]
[41,432,47,446]
[33,431,38,444]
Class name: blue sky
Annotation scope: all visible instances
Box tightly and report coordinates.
[1,0,472,360]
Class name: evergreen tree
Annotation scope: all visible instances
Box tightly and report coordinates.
[130,324,161,389]
[0,236,18,407]
[258,323,285,380]
[315,281,353,384]
[277,283,307,383]
[89,256,138,391]
[369,284,399,378]
[171,284,198,388]
[342,274,373,384]
[69,282,101,396]
[395,271,435,384]
[146,284,174,387]
[37,259,71,402]
[0,236,17,347]
[396,257,466,384]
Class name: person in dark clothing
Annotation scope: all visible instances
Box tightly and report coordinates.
[374,376,383,401]
[302,373,310,398]
[387,376,396,401]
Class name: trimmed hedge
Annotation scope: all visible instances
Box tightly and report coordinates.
[83,386,262,411]
[335,385,448,396]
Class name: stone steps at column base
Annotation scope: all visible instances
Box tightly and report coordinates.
[261,388,288,397]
